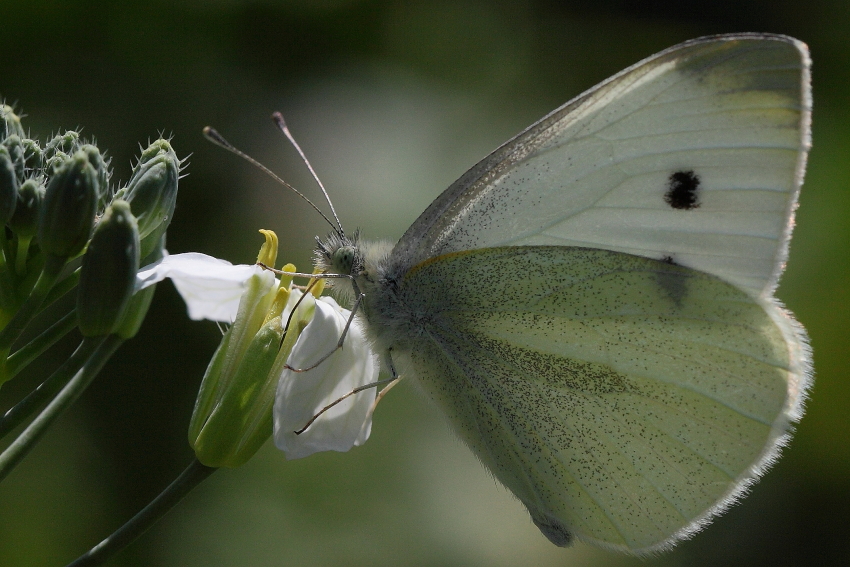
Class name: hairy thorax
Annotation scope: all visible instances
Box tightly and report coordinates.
[355,239,425,356]
[315,232,424,357]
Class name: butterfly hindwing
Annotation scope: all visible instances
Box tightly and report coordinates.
[392,246,803,553]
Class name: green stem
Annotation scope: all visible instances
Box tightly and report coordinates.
[40,267,80,312]
[0,242,17,313]
[0,253,66,356]
[0,334,122,483]
[15,236,31,276]
[65,459,217,567]
[4,309,77,380]
[0,330,96,441]
[18,249,47,301]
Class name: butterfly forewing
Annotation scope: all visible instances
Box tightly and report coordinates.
[393,246,801,552]
[391,34,810,298]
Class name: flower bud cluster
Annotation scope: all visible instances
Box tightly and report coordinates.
[0,103,185,379]
[0,102,189,493]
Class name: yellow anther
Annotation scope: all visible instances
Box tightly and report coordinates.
[263,287,291,326]
[263,263,297,325]
[279,263,296,290]
[256,229,279,267]
[308,267,326,298]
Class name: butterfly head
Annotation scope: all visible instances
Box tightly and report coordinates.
[315,229,364,277]
[332,246,356,274]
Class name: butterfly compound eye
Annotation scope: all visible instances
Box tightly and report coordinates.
[331,245,356,274]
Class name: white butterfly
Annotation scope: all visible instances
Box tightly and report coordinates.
[311,33,812,554]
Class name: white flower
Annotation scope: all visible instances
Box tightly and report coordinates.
[137,250,379,460]
[136,252,266,322]
[274,296,378,460]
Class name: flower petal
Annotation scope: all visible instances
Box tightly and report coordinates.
[274,297,378,460]
[136,252,270,321]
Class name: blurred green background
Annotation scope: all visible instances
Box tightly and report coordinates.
[1,1,848,565]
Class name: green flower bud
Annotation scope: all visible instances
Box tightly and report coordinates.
[44,130,82,161]
[21,138,43,177]
[80,144,110,205]
[76,200,140,337]
[9,179,45,274]
[0,104,24,141]
[9,179,44,238]
[191,317,285,467]
[4,135,25,181]
[38,150,99,258]
[124,139,179,258]
[0,146,19,224]
[44,151,70,179]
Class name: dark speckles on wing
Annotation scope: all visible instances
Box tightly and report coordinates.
[664,170,701,210]
[466,331,634,397]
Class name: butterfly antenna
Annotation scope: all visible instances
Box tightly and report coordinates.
[272,112,345,238]
[202,126,340,234]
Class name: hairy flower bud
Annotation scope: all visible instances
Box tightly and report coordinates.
[38,150,99,258]
[3,135,25,181]
[124,139,180,258]
[44,151,70,179]
[80,144,110,205]
[21,138,43,177]
[0,105,24,141]
[0,146,19,224]
[43,130,82,161]
[77,200,140,337]
[9,179,44,239]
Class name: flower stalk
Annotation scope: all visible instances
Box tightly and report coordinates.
[65,459,217,567]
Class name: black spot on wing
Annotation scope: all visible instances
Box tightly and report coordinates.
[664,170,701,210]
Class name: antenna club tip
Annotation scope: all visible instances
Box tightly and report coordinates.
[202,127,229,147]
[272,111,288,129]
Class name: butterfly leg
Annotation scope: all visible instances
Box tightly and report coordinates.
[272,269,365,373]
[367,350,403,418]
[284,287,365,372]
[356,375,403,440]
[294,350,403,435]
[293,374,398,434]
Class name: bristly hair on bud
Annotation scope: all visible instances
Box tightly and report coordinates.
[0,146,19,224]
[122,137,186,258]
[79,143,112,206]
[43,130,83,161]
[0,103,25,141]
